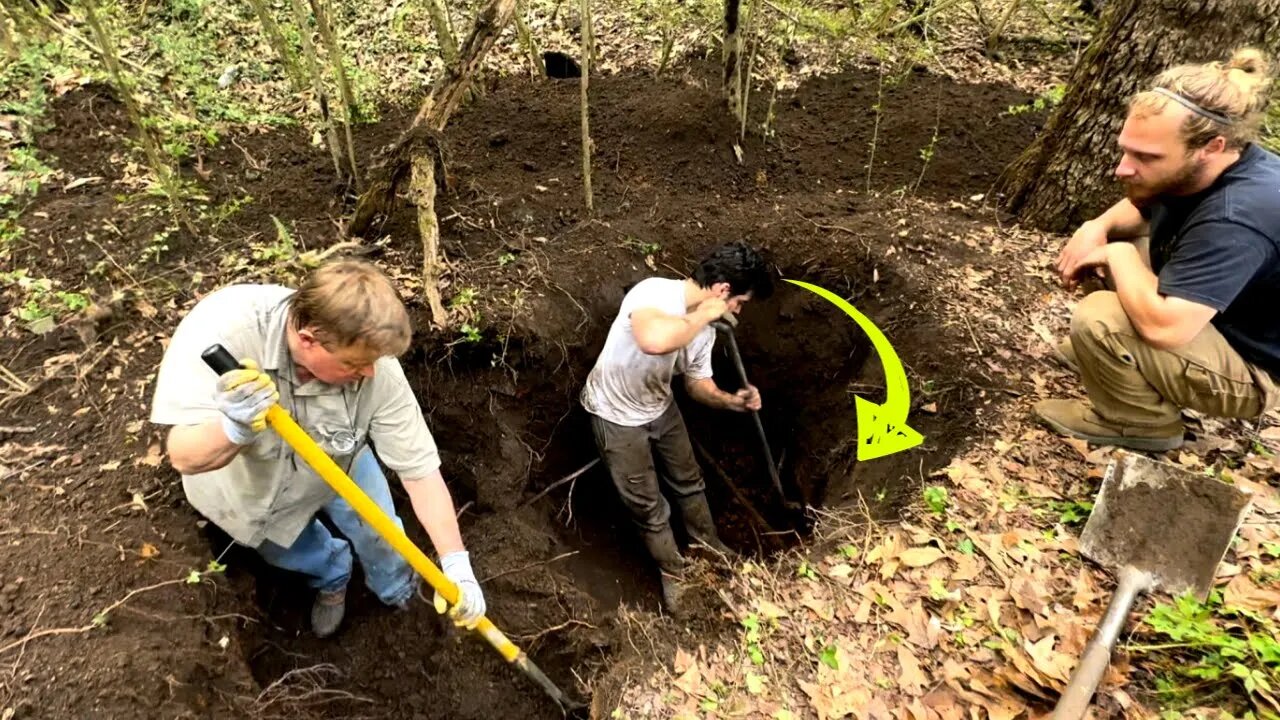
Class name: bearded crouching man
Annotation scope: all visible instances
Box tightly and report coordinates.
[581,242,774,615]
[150,259,485,637]
[1037,49,1280,452]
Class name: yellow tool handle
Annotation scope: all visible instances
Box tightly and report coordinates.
[202,345,521,663]
[266,405,521,661]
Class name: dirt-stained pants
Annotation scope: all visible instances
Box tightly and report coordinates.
[1071,290,1278,427]
[590,403,705,534]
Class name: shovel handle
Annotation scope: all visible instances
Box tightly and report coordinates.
[202,345,242,375]
[710,323,799,510]
[1053,566,1152,720]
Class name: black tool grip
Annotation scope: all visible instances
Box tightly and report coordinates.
[201,344,242,375]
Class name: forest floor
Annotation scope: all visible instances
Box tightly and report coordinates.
[1,2,1279,719]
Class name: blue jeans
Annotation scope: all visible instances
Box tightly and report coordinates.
[257,450,417,607]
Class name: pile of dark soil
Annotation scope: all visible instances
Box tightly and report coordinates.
[0,61,1042,718]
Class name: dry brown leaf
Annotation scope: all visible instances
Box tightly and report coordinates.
[921,686,965,720]
[951,552,982,582]
[757,599,790,620]
[1009,574,1050,617]
[897,644,928,695]
[853,595,873,624]
[981,695,1028,720]
[99,460,122,472]
[899,547,945,568]
[802,593,835,621]
[672,662,703,697]
[1025,634,1073,684]
[1072,567,1100,612]
[888,600,936,649]
[674,647,694,674]
[135,442,163,468]
[1223,573,1280,613]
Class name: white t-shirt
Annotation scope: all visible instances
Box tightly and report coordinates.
[581,278,715,426]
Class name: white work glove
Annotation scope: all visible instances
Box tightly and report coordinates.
[214,358,279,445]
[433,550,486,628]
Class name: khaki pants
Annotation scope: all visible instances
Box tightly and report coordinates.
[1071,290,1279,427]
[590,403,705,534]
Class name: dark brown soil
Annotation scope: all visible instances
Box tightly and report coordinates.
[1083,456,1254,598]
[0,61,1044,718]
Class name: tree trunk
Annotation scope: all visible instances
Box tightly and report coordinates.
[996,0,1280,232]
[579,0,593,213]
[346,0,516,329]
[723,0,741,118]
[0,5,17,59]
[424,0,459,66]
[513,0,542,77]
[308,0,360,190]
[288,0,347,182]
[347,0,515,235]
[410,153,448,326]
[244,0,307,92]
[411,0,517,132]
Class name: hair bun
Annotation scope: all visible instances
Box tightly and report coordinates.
[1227,48,1270,77]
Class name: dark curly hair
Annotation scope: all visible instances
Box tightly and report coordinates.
[691,242,774,300]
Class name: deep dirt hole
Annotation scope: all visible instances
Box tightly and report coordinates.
[224,262,972,720]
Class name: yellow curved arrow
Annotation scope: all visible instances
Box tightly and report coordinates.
[785,279,923,461]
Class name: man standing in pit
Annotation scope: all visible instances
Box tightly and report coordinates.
[1040,49,1280,451]
[582,242,774,614]
[150,259,485,637]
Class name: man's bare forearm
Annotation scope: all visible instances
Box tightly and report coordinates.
[167,422,243,475]
[403,469,466,557]
[685,377,742,411]
[1094,199,1149,240]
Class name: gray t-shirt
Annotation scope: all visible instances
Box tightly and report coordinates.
[581,278,715,426]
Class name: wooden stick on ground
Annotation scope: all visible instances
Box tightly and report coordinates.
[521,458,601,508]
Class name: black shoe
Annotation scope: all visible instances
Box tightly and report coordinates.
[678,494,735,557]
[311,588,347,638]
[641,528,687,617]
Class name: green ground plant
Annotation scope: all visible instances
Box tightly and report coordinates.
[1135,590,1280,717]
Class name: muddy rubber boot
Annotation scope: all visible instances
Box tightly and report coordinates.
[641,528,687,617]
[677,494,734,558]
[311,587,347,638]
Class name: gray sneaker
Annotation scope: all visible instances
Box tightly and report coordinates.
[311,588,347,638]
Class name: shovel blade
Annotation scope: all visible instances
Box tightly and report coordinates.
[1079,452,1252,600]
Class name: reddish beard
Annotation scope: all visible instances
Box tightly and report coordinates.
[1122,155,1204,207]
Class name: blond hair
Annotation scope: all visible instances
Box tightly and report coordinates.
[288,259,412,356]
[1130,48,1274,149]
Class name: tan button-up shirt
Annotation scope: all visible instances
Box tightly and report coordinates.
[149,284,441,547]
